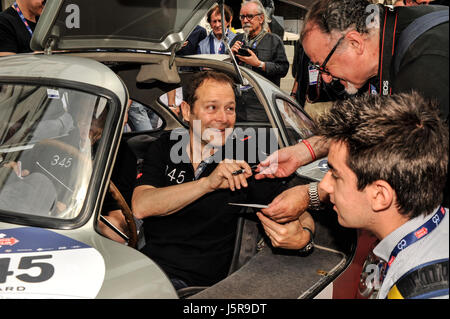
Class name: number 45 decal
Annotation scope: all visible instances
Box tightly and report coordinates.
[0,255,54,283]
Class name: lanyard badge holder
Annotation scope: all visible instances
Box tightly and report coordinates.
[306,64,321,103]
[13,2,33,36]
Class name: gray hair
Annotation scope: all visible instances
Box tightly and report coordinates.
[301,0,379,41]
[242,0,270,31]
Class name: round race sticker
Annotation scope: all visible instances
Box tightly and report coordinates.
[0,227,105,299]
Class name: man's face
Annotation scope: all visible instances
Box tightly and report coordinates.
[319,141,373,229]
[25,0,46,16]
[302,24,370,94]
[239,3,263,36]
[184,79,236,148]
[209,11,229,39]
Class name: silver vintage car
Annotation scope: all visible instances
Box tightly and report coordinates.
[0,0,375,299]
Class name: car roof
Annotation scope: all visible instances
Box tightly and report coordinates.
[31,0,216,53]
[0,54,127,106]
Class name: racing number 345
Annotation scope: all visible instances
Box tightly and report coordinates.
[0,255,54,283]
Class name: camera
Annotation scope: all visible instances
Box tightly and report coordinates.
[237,46,252,57]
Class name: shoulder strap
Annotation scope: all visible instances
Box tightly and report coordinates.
[387,259,449,299]
[379,6,397,96]
[394,9,449,75]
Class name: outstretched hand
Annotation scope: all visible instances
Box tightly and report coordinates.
[254,145,302,180]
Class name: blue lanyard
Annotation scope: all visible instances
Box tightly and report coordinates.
[383,206,446,278]
[13,2,33,36]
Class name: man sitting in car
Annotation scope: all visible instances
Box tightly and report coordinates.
[132,71,315,290]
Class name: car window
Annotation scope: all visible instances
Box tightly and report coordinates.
[275,98,315,145]
[0,83,109,220]
[127,100,164,132]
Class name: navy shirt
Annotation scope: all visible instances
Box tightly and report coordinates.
[0,6,37,53]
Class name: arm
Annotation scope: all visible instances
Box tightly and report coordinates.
[233,35,289,79]
[166,89,179,116]
[260,181,329,223]
[290,79,299,98]
[262,36,289,79]
[255,135,329,180]
[132,159,253,219]
[132,178,212,218]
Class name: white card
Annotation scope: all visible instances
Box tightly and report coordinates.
[228,203,269,209]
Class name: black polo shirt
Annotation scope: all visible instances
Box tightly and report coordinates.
[0,6,37,54]
[136,129,285,286]
[369,5,449,121]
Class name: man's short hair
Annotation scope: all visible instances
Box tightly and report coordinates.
[301,0,378,41]
[182,71,235,108]
[315,92,449,219]
[207,4,233,24]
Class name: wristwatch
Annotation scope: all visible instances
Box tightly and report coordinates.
[258,61,264,69]
[298,227,314,254]
[308,182,322,210]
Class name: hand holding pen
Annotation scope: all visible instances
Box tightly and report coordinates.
[205,160,255,192]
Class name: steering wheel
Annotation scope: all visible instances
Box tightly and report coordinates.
[108,181,138,248]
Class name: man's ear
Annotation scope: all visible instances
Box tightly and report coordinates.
[180,101,191,122]
[345,30,365,55]
[368,180,395,212]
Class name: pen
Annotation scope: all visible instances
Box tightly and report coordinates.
[231,164,259,176]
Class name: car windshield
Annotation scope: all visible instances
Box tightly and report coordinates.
[0,84,109,220]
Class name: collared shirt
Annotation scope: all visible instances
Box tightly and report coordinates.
[373,206,449,299]
[198,28,236,54]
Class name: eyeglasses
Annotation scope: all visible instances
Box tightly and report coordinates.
[239,13,262,21]
[310,36,344,76]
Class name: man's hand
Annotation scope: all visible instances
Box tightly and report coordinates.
[235,47,261,68]
[255,136,329,180]
[256,212,313,250]
[3,161,30,177]
[231,40,242,55]
[260,184,309,223]
[204,160,252,192]
[254,145,303,180]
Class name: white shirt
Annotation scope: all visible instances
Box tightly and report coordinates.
[373,206,449,299]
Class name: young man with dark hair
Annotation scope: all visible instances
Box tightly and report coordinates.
[316,92,448,299]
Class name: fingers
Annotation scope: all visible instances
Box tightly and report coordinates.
[212,160,252,191]
[231,41,242,53]
[254,152,279,179]
[257,212,302,249]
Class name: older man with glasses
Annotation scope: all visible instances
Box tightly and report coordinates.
[230,0,288,87]
[255,0,448,225]
[229,0,288,122]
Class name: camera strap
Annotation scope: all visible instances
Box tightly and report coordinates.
[377,7,449,96]
[379,6,398,96]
